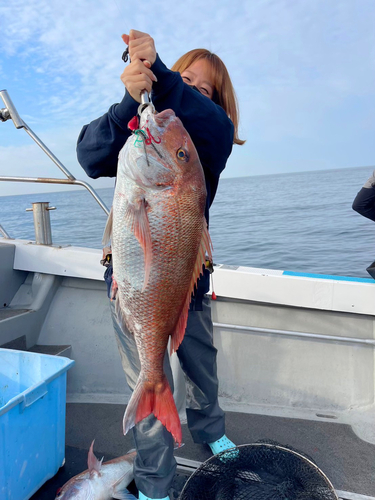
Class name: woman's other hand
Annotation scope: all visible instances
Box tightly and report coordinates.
[121,30,157,103]
[122,30,157,67]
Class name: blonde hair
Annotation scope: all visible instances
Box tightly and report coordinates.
[171,49,245,146]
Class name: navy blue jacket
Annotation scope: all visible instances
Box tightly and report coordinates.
[352,187,375,222]
[76,55,234,301]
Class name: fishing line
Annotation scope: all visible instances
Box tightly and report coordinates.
[150,142,163,159]
[111,0,127,25]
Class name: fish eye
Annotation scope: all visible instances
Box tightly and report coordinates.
[176,148,189,162]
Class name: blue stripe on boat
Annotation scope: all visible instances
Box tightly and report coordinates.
[282,271,375,283]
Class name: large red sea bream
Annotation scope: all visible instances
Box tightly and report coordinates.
[103,105,212,445]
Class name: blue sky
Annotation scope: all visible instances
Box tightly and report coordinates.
[0,0,374,196]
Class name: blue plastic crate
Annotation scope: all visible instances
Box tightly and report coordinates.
[0,348,75,500]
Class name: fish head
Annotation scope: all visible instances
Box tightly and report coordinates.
[55,478,93,500]
[122,107,204,191]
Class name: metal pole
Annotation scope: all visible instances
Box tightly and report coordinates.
[23,127,76,180]
[0,90,110,216]
[26,202,56,245]
[0,225,11,239]
[138,91,154,115]
[0,89,24,128]
[1,89,75,179]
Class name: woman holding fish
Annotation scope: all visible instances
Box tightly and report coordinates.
[77,29,244,500]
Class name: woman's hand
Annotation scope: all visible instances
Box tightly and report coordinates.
[122,30,157,67]
[120,59,157,103]
[121,30,157,103]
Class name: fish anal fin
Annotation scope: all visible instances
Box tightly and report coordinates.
[170,219,212,354]
[102,206,113,247]
[125,198,152,291]
[123,374,182,446]
[170,305,189,357]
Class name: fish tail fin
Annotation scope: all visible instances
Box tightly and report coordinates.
[123,374,182,446]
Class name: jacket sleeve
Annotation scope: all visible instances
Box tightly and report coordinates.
[352,170,375,222]
[76,92,138,178]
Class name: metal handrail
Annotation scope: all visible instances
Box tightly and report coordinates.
[0,89,110,217]
[0,224,11,239]
[213,321,375,346]
[0,176,109,215]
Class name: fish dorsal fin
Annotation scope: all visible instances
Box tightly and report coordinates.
[124,197,152,291]
[87,440,103,477]
[170,219,212,354]
[102,206,113,247]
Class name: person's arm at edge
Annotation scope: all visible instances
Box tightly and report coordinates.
[352,170,375,222]
[352,187,375,222]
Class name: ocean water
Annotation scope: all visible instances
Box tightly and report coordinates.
[1,166,374,278]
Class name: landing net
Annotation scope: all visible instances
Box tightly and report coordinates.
[179,441,338,499]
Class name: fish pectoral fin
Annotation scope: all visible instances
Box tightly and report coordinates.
[170,219,213,354]
[102,206,113,247]
[112,469,133,491]
[87,440,103,475]
[112,490,137,500]
[125,197,152,291]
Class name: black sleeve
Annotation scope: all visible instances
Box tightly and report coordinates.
[352,187,375,222]
[76,92,138,179]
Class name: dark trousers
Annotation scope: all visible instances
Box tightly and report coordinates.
[110,296,225,498]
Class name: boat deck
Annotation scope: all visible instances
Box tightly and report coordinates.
[31,402,375,499]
